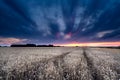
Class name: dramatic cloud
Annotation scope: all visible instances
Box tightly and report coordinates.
[0,0,120,45]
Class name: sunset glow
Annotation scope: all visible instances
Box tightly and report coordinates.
[55,42,120,47]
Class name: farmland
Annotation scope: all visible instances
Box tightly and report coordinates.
[0,47,120,80]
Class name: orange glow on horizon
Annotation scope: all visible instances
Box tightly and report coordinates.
[54,42,120,47]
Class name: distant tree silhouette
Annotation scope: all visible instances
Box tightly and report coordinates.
[36,45,46,47]
[11,44,54,47]
[37,44,54,47]
[117,46,120,49]
[48,44,54,47]
[96,46,120,49]
[11,44,36,47]
[26,44,36,47]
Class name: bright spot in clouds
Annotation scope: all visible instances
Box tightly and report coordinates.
[64,33,72,40]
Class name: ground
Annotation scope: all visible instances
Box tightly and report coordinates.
[0,47,120,80]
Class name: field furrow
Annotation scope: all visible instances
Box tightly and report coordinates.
[0,47,120,80]
[85,48,118,80]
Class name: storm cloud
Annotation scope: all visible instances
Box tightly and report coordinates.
[0,0,120,45]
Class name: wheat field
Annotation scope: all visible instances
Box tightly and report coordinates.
[0,47,120,80]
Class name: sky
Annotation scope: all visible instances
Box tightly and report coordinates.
[0,0,120,46]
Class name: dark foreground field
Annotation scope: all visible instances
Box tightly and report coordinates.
[0,47,120,80]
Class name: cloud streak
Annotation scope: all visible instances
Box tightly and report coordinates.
[96,30,115,38]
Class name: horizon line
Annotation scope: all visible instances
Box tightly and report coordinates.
[54,41,120,47]
[0,41,120,47]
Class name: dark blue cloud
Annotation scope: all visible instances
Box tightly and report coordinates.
[0,0,120,44]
